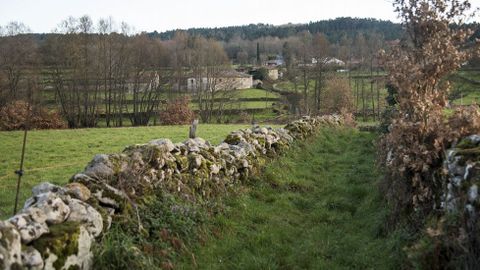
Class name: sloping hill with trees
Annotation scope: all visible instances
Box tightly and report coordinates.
[152,17,403,43]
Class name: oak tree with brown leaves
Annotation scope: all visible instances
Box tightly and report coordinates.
[380,0,479,220]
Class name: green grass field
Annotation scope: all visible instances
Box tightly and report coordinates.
[177,128,407,269]
[190,100,277,110]
[0,124,256,217]
[233,88,279,99]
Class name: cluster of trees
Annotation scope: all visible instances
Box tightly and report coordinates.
[277,30,384,115]
[154,17,402,43]
[0,14,412,129]
[221,29,386,66]
[168,31,234,123]
[0,16,237,128]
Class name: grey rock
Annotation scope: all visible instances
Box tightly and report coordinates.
[229,145,247,158]
[259,127,269,134]
[21,246,43,270]
[84,154,114,179]
[469,184,478,203]
[149,138,175,152]
[32,182,66,196]
[210,164,221,175]
[62,226,93,270]
[66,198,103,237]
[8,208,49,244]
[23,192,70,225]
[0,221,22,270]
[190,155,203,169]
[467,134,480,145]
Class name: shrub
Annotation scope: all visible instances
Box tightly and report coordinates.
[0,100,67,131]
[378,0,480,267]
[159,97,195,125]
[379,0,477,218]
[321,74,354,114]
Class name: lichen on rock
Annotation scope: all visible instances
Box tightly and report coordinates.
[0,221,22,270]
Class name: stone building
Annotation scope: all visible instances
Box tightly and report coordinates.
[187,70,253,91]
[267,68,279,81]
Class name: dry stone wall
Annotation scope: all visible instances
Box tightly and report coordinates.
[435,135,480,266]
[412,134,480,268]
[0,115,343,270]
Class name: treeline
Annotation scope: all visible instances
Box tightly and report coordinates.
[153,17,403,43]
[0,15,394,127]
[0,16,246,128]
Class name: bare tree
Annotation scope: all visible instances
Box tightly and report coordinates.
[311,33,331,114]
[46,16,100,128]
[0,22,36,106]
[128,34,165,126]
[298,31,313,114]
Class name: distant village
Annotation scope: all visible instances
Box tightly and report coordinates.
[183,55,348,92]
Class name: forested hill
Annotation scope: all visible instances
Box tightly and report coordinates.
[150,17,404,42]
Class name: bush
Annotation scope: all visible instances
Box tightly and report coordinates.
[159,97,195,125]
[0,100,67,131]
[378,0,480,267]
[321,74,354,114]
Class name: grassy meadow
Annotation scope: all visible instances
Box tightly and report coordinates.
[0,124,260,217]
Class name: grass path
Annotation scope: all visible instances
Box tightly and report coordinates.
[180,128,405,269]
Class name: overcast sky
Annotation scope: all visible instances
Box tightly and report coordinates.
[0,0,479,33]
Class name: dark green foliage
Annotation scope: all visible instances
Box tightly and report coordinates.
[140,193,206,244]
[154,18,403,43]
[92,226,160,270]
[249,67,268,81]
[379,83,398,133]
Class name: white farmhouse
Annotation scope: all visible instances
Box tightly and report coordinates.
[187,70,253,91]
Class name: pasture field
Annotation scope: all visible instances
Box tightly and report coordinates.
[0,124,270,218]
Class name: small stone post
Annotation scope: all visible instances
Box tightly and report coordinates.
[189,119,199,139]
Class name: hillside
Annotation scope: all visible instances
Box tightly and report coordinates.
[150,17,403,42]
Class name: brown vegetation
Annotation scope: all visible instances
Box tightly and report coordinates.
[159,96,194,125]
[0,100,66,130]
[320,74,353,114]
[379,0,480,267]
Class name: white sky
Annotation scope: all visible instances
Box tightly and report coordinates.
[0,0,479,33]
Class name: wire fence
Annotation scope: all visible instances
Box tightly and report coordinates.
[0,181,35,219]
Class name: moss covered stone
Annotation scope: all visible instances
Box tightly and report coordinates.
[32,222,81,270]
